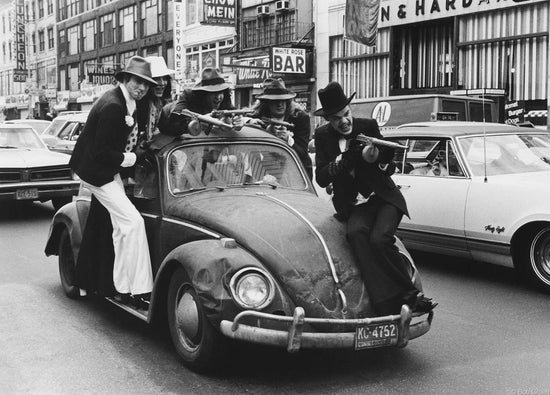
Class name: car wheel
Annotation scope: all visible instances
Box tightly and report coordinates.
[520,226,550,292]
[58,228,81,299]
[52,197,72,211]
[167,267,225,372]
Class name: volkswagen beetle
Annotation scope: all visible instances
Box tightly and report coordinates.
[44,122,432,371]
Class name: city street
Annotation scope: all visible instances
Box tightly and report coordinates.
[1,201,549,394]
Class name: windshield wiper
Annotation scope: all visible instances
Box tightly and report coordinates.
[243,181,278,189]
[0,145,18,149]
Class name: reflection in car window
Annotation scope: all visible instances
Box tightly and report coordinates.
[168,143,308,193]
[459,133,550,176]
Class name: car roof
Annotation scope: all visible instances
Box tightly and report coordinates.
[54,112,89,121]
[0,123,39,129]
[4,119,51,124]
[386,121,547,138]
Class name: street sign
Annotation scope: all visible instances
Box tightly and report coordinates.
[271,47,306,74]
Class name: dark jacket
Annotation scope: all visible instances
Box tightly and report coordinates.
[314,117,408,218]
[70,87,136,187]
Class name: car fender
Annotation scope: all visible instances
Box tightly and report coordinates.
[44,197,89,260]
[150,238,290,326]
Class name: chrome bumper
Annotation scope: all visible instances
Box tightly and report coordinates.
[220,305,433,353]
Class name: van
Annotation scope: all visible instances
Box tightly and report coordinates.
[350,94,498,129]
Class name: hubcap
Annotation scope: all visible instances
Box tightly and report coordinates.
[175,289,200,347]
[530,228,550,285]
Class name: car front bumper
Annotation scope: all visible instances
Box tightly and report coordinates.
[220,304,433,352]
[0,180,80,201]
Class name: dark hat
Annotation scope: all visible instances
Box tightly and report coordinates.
[256,78,296,100]
[192,68,231,92]
[313,82,356,116]
[115,56,157,85]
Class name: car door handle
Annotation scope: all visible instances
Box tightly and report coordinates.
[397,185,410,190]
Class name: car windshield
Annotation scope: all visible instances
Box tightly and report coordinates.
[42,118,67,136]
[168,142,308,193]
[458,133,550,176]
[0,127,46,149]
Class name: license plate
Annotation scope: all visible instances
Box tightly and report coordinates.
[355,322,399,350]
[15,188,39,200]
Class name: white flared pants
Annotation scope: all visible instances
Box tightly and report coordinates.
[81,174,153,295]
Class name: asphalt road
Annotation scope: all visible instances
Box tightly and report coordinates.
[1,201,549,395]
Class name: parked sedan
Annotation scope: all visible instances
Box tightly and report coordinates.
[384,122,550,291]
[41,112,88,154]
[0,124,80,210]
[44,122,432,372]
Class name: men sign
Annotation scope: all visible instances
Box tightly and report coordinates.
[271,47,306,74]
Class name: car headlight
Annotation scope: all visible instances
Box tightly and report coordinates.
[229,268,275,310]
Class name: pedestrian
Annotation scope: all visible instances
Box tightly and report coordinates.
[248,78,313,180]
[313,81,437,316]
[69,56,155,307]
[163,67,243,136]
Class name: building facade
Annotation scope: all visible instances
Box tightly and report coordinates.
[0,0,57,120]
[314,0,548,124]
[56,0,175,111]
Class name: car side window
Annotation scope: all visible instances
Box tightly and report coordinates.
[398,138,465,178]
[70,123,85,141]
[58,122,77,140]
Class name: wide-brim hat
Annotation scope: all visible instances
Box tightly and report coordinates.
[313,82,356,116]
[256,78,296,100]
[115,56,157,85]
[192,67,231,92]
[145,56,175,78]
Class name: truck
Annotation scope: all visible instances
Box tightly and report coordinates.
[350,94,498,129]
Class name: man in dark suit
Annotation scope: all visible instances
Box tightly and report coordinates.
[314,82,436,316]
[70,56,156,305]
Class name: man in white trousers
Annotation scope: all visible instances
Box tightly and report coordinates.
[69,56,156,306]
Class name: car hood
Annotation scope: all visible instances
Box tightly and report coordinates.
[165,188,372,319]
[0,149,70,168]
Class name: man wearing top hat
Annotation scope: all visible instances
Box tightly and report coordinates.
[314,81,437,316]
[248,78,313,180]
[69,56,156,305]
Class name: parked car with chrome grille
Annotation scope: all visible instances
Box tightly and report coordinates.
[0,124,80,210]
[44,121,432,372]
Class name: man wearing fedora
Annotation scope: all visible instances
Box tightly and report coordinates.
[314,81,437,316]
[70,56,156,305]
[163,67,242,136]
[248,78,313,180]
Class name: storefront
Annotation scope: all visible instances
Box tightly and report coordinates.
[324,0,548,123]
